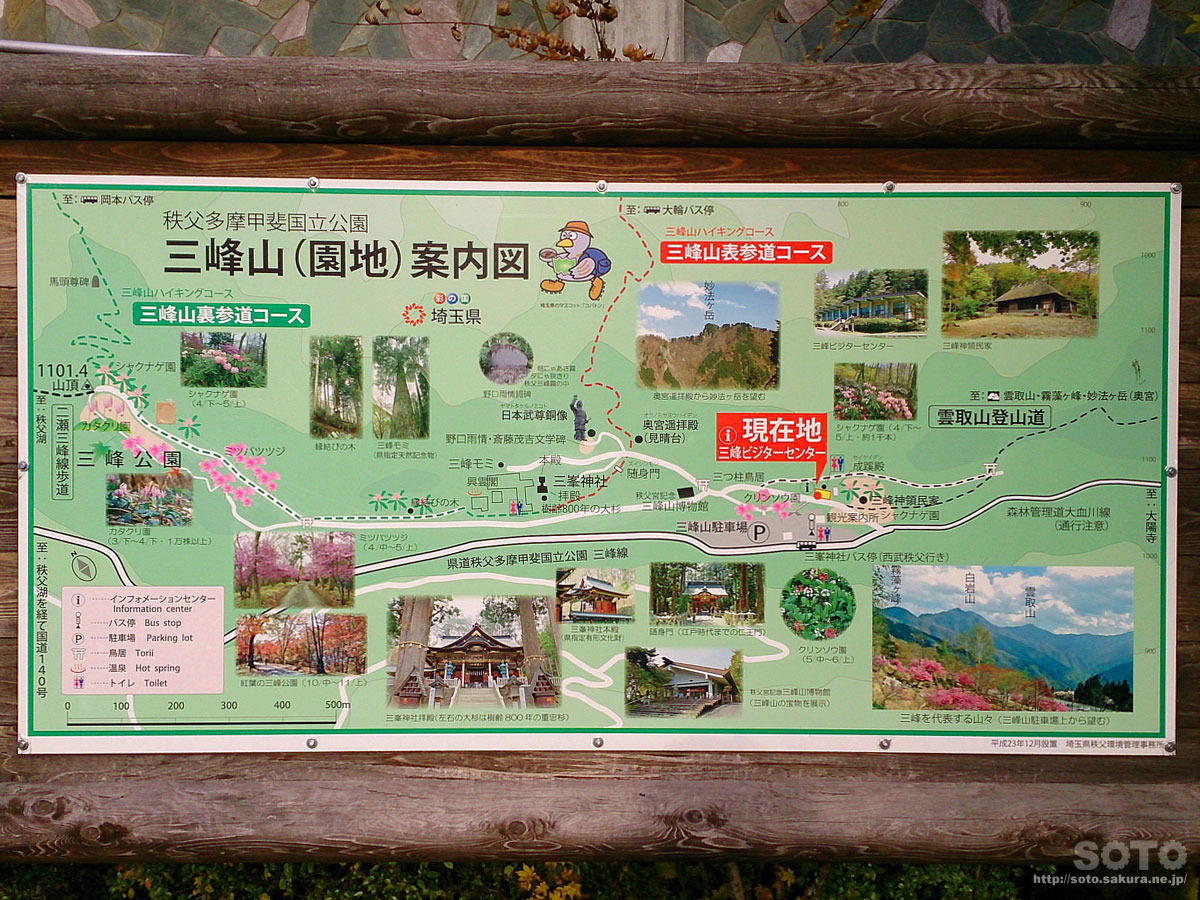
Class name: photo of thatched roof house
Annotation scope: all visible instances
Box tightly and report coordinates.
[992,280,1078,316]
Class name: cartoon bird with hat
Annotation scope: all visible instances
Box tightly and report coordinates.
[539,220,611,300]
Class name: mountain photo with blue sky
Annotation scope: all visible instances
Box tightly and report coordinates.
[635,281,780,389]
[873,566,1134,714]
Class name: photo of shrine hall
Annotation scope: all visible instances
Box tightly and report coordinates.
[556,567,636,623]
[386,596,560,711]
[650,563,765,626]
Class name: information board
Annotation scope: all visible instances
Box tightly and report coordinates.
[17,177,1179,754]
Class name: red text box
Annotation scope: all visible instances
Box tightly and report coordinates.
[661,241,832,264]
[716,412,828,479]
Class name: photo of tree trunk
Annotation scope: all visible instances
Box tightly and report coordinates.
[310,336,363,438]
[372,336,430,439]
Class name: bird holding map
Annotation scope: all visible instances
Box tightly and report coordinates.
[539,221,611,301]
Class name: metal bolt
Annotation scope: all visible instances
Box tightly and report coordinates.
[1164,741,1176,754]
[306,738,318,749]
[1166,465,1178,478]
[592,737,604,748]
[17,738,29,751]
[878,738,891,750]
[596,180,608,193]
[883,181,896,193]
[17,460,29,471]
[307,176,319,190]
[15,172,27,184]
[1171,183,1182,194]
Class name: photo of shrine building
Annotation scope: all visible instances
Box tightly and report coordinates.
[649,563,765,625]
[682,580,728,617]
[387,597,559,711]
[427,623,524,687]
[556,568,635,622]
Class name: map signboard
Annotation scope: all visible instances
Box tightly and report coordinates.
[17,177,1178,754]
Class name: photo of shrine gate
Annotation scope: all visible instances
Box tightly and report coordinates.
[386,596,560,711]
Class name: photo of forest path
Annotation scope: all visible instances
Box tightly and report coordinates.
[234,530,356,608]
[373,336,429,439]
[311,336,362,438]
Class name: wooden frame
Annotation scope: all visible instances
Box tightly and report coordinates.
[0,59,1197,861]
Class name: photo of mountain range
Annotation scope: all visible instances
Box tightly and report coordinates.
[872,566,1134,713]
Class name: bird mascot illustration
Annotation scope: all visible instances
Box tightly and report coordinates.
[539,221,611,301]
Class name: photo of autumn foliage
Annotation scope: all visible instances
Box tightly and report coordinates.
[236,612,366,677]
[233,530,356,608]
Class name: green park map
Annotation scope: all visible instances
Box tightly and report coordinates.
[17,178,1178,754]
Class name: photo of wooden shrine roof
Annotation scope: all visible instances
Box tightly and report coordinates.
[556,568,635,622]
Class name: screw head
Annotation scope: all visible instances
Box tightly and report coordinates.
[592,737,604,748]
[306,176,319,190]
[1166,465,1178,478]
[305,738,318,749]
[596,180,608,193]
[15,172,27,184]
[1164,741,1177,754]
[1171,183,1182,194]
[883,181,896,193]
[17,738,29,751]
[878,738,892,750]
[17,460,29,471]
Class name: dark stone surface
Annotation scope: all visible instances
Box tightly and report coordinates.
[1031,0,1074,27]
[685,0,729,19]
[308,0,366,56]
[1012,22,1103,63]
[1133,7,1174,65]
[88,0,123,23]
[684,3,729,51]
[1059,0,1107,33]
[885,0,939,23]
[928,0,997,43]
[876,19,927,61]
[982,33,1037,62]
[1165,38,1200,64]
[161,1,222,54]
[925,39,989,61]
[213,24,262,55]
[1006,0,1043,25]
[120,0,172,25]
[851,41,886,61]
[1092,30,1136,63]
[723,0,784,43]
[204,0,274,34]
[88,20,137,48]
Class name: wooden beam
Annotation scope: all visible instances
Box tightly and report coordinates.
[2,144,1200,205]
[0,768,1196,862]
[0,60,1198,148]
